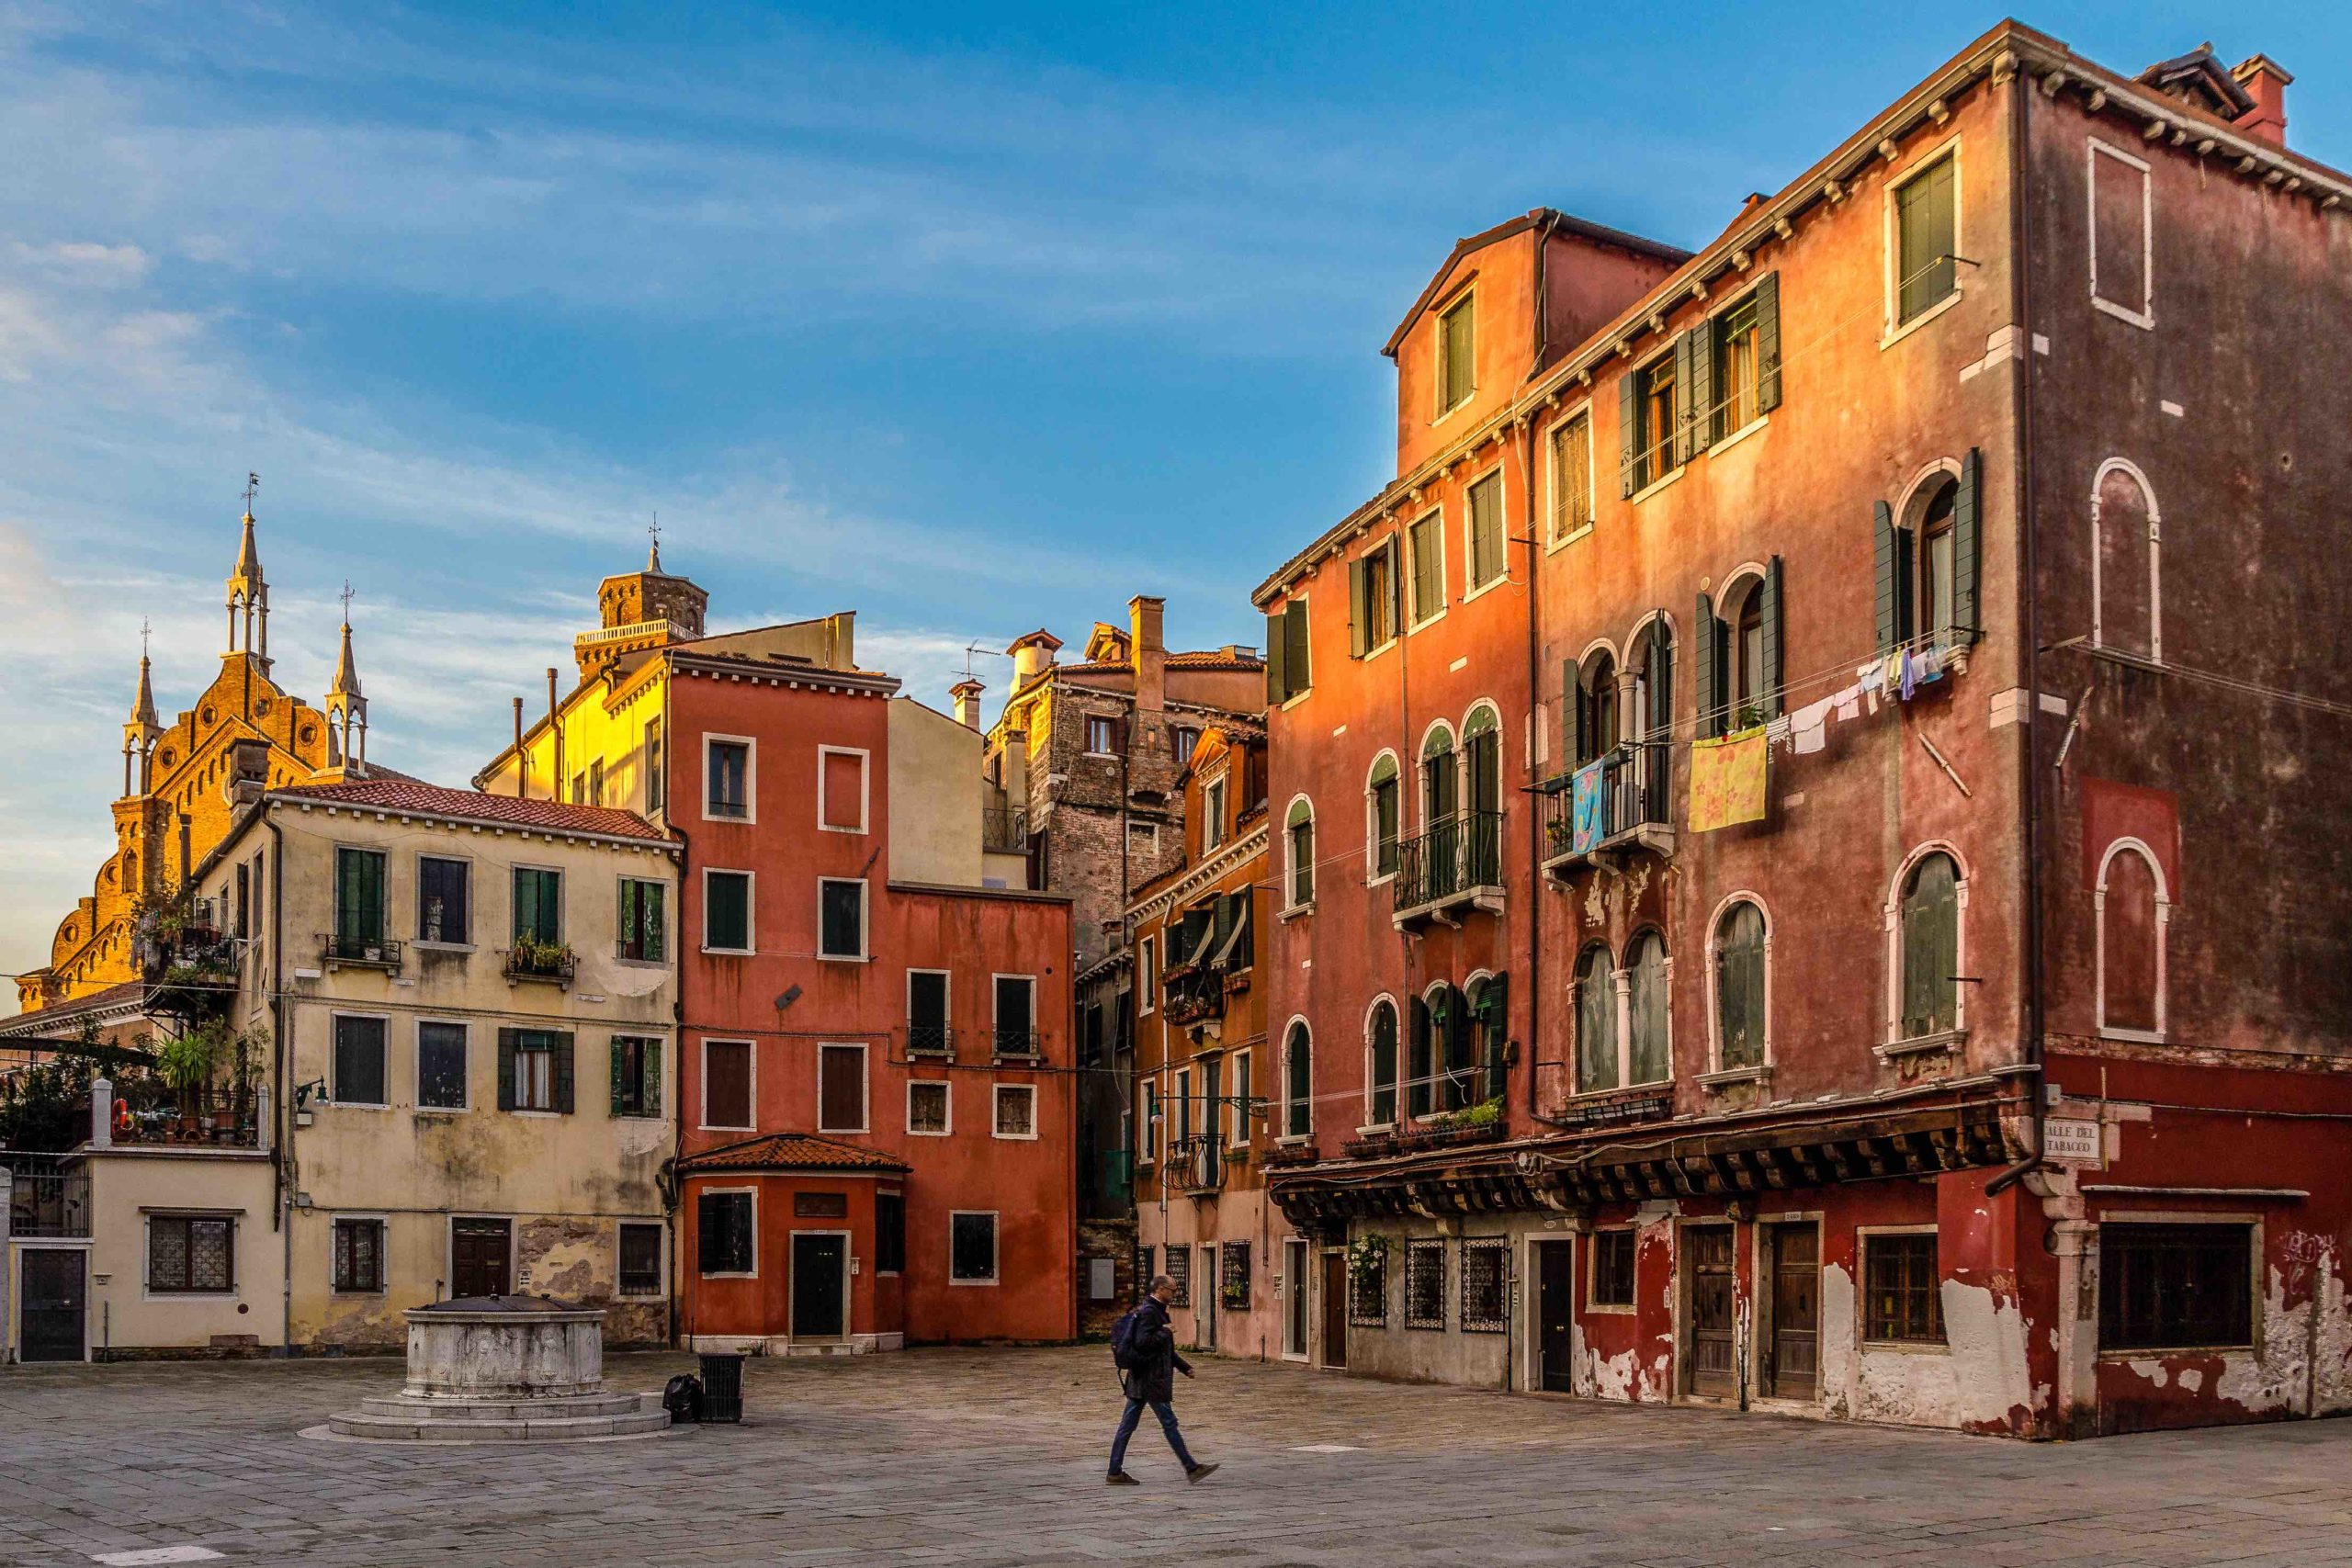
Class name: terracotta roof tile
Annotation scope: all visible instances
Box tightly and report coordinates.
[676,1132,912,1174]
[270,779,668,842]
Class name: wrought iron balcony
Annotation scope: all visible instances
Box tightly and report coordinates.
[906,1024,956,1060]
[1167,1135,1226,1196]
[1392,809,1506,926]
[322,932,403,969]
[989,1028,1043,1061]
[1540,742,1674,875]
[2,1152,89,1237]
[982,805,1028,855]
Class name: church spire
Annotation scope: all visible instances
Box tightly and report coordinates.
[324,581,369,774]
[224,472,271,670]
[122,620,163,797]
[647,512,663,573]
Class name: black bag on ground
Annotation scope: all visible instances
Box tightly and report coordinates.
[662,1373,705,1424]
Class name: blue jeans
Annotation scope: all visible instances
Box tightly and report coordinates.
[1108,1394,1196,1473]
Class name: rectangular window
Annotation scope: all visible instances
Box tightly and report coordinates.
[148,1214,234,1293]
[571,772,587,807]
[876,1192,906,1275]
[1170,726,1198,767]
[1231,1052,1251,1146]
[1550,412,1593,541]
[2099,1223,2254,1351]
[588,759,605,807]
[1085,715,1121,756]
[817,1043,867,1133]
[1348,1243,1386,1326]
[819,747,866,831]
[703,1040,753,1129]
[696,1191,753,1275]
[1163,1244,1191,1306]
[1174,1067,1193,1146]
[1589,1230,1636,1309]
[233,861,249,940]
[1138,938,1157,1013]
[1141,1081,1159,1163]
[993,975,1036,1057]
[416,855,470,944]
[1438,290,1475,412]
[1895,152,1959,325]
[1465,470,1504,591]
[333,1014,388,1107]
[907,970,950,1055]
[611,1035,662,1119]
[1863,1233,1946,1343]
[333,846,387,951]
[1713,294,1761,438]
[1634,353,1678,490]
[511,866,562,945]
[2090,140,2153,326]
[1461,1239,1509,1332]
[908,1080,951,1135]
[704,870,752,953]
[1351,538,1398,655]
[507,1030,561,1112]
[416,1021,468,1111]
[618,1223,663,1296]
[1404,1238,1445,1329]
[616,878,666,963]
[993,1083,1036,1139]
[643,718,664,814]
[706,737,752,819]
[333,1217,385,1293]
[950,1212,999,1283]
[1221,1240,1251,1310]
[1201,778,1227,852]
[1408,512,1443,624]
[818,878,866,960]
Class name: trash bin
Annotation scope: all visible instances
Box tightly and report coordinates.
[697,1352,744,1423]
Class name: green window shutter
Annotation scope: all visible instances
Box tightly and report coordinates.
[1264,611,1286,704]
[496,1029,517,1112]
[645,1040,660,1116]
[1756,272,1783,412]
[1562,655,1586,766]
[554,1032,575,1114]
[1689,321,1716,455]
[1407,993,1433,1119]
[1646,616,1675,732]
[1760,555,1785,718]
[609,1037,626,1116]
[1617,371,1638,498]
[1348,555,1369,658]
[1283,601,1310,695]
[1873,501,1898,653]
[1954,448,1982,644]
[1384,540,1404,630]
[1669,331,1694,468]
[1694,591,1721,739]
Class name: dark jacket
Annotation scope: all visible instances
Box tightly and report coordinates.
[1122,1294,1192,1403]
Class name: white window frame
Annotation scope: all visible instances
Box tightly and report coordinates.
[696,1186,758,1280]
[698,1037,757,1132]
[815,744,870,835]
[1882,135,1965,346]
[2094,837,2172,1043]
[1461,461,1510,600]
[1283,793,1317,913]
[332,843,390,946]
[816,876,869,963]
[700,866,755,955]
[141,1211,239,1299]
[1586,1226,1639,1314]
[1139,1078,1159,1166]
[2087,138,2155,331]
[1406,508,1448,630]
[816,1042,869,1134]
[1881,841,1972,1048]
[1201,773,1228,852]
[1174,1066,1193,1145]
[1137,937,1157,1016]
[700,732,758,824]
[1363,749,1401,886]
[329,1010,393,1110]
[992,1082,1039,1142]
[906,966,951,1045]
[947,1209,1001,1286]
[1625,343,1687,502]
[616,1220,667,1298]
[906,1078,953,1137]
[1545,407,1596,549]
[413,851,475,950]
[990,972,1038,1057]
[1280,1016,1313,1145]
[328,1212,390,1297]
[1353,534,1401,660]
[1231,1048,1253,1148]
[1361,994,1399,1134]
[1700,893,1770,1079]
[413,1016,470,1113]
[2089,457,2164,664]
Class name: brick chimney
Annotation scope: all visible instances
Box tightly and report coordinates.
[2232,54,2290,147]
[950,679,984,730]
[1008,629,1061,688]
[1128,595,1166,715]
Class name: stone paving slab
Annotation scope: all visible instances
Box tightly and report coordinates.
[1,1348,2348,1566]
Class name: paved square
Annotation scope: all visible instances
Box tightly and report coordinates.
[2,1348,2347,1566]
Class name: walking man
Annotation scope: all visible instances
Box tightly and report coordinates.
[1106,1274,1218,1485]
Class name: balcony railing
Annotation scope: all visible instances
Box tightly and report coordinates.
[989,1028,1042,1061]
[1167,1136,1225,1195]
[503,943,576,985]
[906,1024,955,1060]
[982,806,1028,855]
[322,932,403,969]
[2,1152,89,1237]
[1393,809,1506,923]
[1540,742,1673,874]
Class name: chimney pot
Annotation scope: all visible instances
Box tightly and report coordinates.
[951,679,985,730]
[2232,53,2291,147]
[1128,595,1167,715]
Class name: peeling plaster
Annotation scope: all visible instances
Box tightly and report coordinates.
[1819,1264,2034,1429]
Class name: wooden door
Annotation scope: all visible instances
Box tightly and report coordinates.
[1765,1224,1819,1401]
[1319,1252,1349,1369]
[1197,1246,1217,1349]
[1535,1241,1575,1393]
[1682,1226,1736,1398]
[19,1249,85,1362]
[451,1218,512,1299]
[791,1233,846,1338]
[1284,1239,1310,1357]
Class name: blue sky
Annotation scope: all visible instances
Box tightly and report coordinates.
[3,2,2346,989]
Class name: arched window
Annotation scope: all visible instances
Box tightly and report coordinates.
[1917,477,1959,641]
[1408,987,1437,1118]
[2094,462,2160,660]
[1433,981,1475,1113]
[121,849,138,890]
[1466,973,1510,1102]
[1420,723,1457,826]
[1284,796,1316,908]
[1713,900,1768,1068]
[2098,840,2168,1039]
[1283,1021,1313,1139]
[1365,753,1399,880]
[1461,705,1502,886]
[1625,931,1669,1085]
[1633,620,1673,741]
[1898,852,1962,1040]
[1577,653,1619,763]
[1732,582,1765,714]
[1366,999,1399,1127]
[1575,943,1618,1094]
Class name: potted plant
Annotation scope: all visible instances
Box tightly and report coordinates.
[1346,1235,1388,1292]
[156,1024,220,1138]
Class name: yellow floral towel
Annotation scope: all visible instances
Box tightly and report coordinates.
[1689,727,1768,832]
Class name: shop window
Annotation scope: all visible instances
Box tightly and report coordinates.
[333,1217,384,1293]
[696,1191,753,1276]
[2099,1223,2253,1351]
[1863,1233,1945,1343]
[1589,1230,1636,1309]
[618,1223,663,1296]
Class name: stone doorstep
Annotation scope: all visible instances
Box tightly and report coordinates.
[359,1391,647,1421]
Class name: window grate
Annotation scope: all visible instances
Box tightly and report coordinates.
[1163,1246,1191,1307]
[1460,1238,1509,1333]
[1221,1241,1251,1311]
[1403,1239,1445,1329]
[1348,1247,1387,1327]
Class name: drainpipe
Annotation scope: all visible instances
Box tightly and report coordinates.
[547,669,563,803]
[1520,414,1545,1135]
[268,806,292,1354]
[661,663,687,1349]
[512,697,526,798]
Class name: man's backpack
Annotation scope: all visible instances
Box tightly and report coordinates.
[1110,1305,1148,1371]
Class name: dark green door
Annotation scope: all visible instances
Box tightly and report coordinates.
[792,1233,846,1339]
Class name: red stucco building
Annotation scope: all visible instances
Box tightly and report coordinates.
[1252,23,2352,1436]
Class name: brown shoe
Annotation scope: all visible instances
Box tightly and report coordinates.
[1186,1462,1220,1484]
[1106,1472,1140,1485]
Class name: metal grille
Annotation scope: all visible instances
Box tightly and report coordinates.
[1348,1247,1387,1326]
[1460,1239,1509,1333]
[1220,1241,1250,1310]
[1404,1239,1445,1329]
[1163,1247,1191,1307]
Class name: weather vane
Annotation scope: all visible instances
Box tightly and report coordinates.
[243,471,260,514]
[340,581,356,624]
[140,617,153,660]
